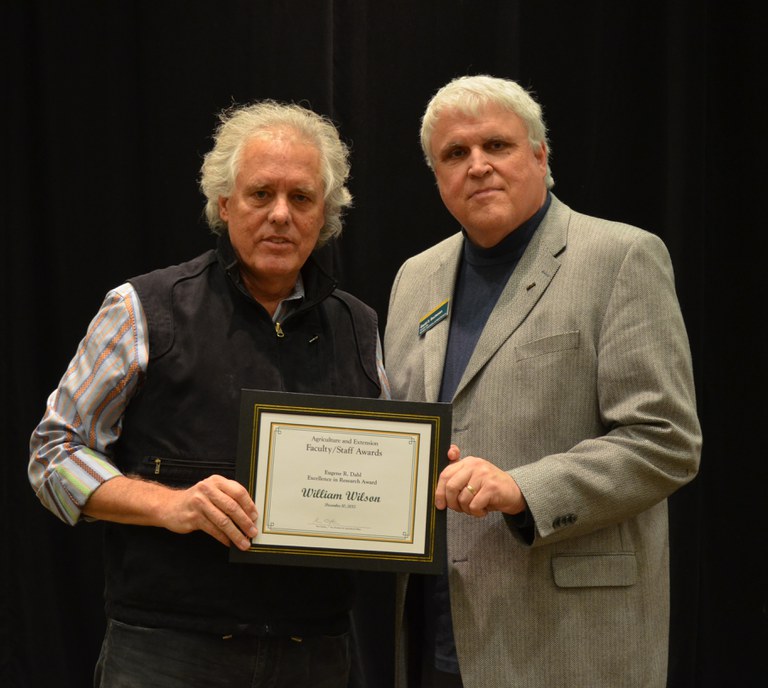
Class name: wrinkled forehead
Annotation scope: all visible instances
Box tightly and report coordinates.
[431,102,528,145]
[235,126,323,181]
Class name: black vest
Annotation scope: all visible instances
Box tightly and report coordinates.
[103,237,381,636]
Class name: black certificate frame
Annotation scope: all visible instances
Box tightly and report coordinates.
[230,389,451,574]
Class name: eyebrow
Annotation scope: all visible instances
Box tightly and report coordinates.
[244,180,319,194]
[437,141,465,156]
[439,131,511,149]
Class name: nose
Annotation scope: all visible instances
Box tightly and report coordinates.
[467,148,492,178]
[268,195,291,225]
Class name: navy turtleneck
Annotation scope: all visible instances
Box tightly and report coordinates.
[439,193,551,403]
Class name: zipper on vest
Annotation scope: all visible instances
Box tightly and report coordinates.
[147,456,235,480]
[275,322,285,338]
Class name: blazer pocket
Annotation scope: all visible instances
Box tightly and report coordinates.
[551,553,637,588]
[515,330,580,361]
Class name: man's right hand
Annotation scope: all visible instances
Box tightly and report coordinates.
[83,474,259,551]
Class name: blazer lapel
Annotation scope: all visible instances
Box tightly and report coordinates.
[422,235,463,402]
[453,198,570,400]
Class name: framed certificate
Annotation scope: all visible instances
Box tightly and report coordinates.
[229,389,451,574]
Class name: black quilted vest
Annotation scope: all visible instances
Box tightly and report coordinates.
[103,235,381,636]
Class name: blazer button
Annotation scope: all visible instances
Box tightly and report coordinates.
[552,514,577,529]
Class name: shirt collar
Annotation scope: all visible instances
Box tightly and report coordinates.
[273,275,305,323]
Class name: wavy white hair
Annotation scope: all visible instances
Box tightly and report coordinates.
[200,101,352,246]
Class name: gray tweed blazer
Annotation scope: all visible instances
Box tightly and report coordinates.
[384,195,701,688]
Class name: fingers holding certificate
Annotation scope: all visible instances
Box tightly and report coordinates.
[231,390,451,573]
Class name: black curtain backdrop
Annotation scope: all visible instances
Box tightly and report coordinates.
[3,1,766,686]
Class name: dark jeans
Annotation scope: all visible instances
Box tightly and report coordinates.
[94,618,351,688]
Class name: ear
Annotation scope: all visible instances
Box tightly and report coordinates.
[534,142,548,173]
[218,196,230,222]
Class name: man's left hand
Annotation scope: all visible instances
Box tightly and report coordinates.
[435,446,526,517]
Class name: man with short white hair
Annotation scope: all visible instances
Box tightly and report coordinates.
[385,75,701,687]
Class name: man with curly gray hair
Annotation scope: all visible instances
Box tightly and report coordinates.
[30,100,388,687]
[200,100,353,246]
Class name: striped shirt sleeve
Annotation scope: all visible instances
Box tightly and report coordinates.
[28,283,148,525]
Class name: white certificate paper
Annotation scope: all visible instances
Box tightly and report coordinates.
[230,390,451,573]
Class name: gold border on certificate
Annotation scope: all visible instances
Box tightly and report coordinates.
[230,390,451,574]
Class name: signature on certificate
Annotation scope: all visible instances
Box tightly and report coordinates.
[311,517,367,532]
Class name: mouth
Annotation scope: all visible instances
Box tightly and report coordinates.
[261,236,294,247]
[469,187,501,200]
